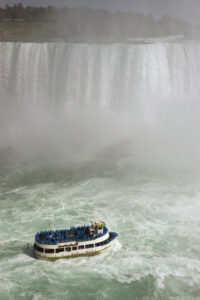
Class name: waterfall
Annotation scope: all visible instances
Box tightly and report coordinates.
[1,41,200,109]
[0,41,200,166]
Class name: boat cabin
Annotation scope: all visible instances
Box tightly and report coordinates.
[90,221,105,235]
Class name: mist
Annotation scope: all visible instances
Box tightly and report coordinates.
[1,0,200,24]
[0,4,199,41]
[0,41,200,172]
[0,101,131,163]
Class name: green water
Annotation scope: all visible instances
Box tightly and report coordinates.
[0,159,200,300]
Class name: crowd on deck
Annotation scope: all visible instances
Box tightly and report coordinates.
[35,225,108,245]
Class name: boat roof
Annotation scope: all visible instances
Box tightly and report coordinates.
[91,221,106,227]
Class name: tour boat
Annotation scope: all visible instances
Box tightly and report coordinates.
[33,221,118,260]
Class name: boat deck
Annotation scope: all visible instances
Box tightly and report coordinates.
[35,225,108,245]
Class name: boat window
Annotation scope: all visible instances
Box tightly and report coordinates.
[37,246,44,252]
[95,243,101,247]
[86,244,94,249]
[56,248,64,253]
[65,247,71,252]
[78,245,84,249]
[45,248,54,253]
[72,246,77,250]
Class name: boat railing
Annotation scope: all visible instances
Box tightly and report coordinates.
[34,231,117,254]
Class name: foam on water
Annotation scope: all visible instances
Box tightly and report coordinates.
[1,163,200,299]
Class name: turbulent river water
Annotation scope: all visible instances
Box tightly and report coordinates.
[0,40,200,299]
